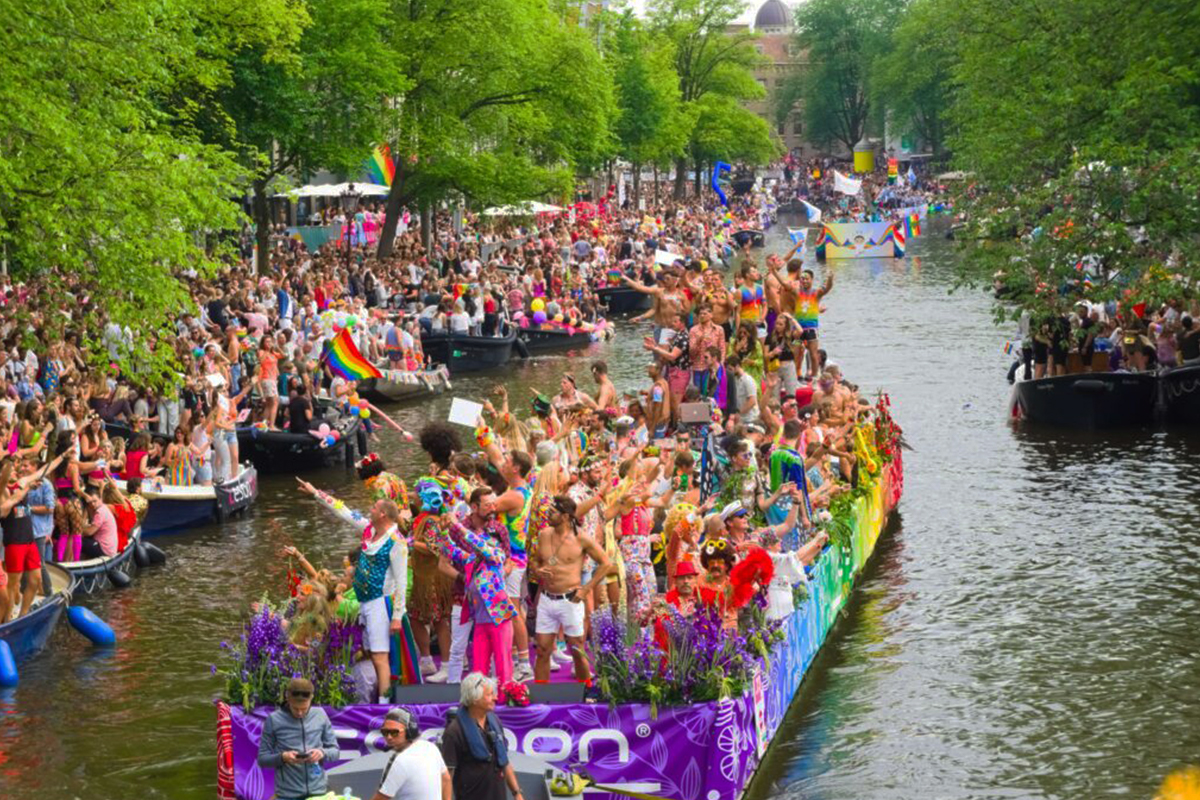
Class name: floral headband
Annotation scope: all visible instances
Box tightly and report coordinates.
[356,452,380,470]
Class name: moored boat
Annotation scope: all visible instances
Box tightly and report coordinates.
[1011,372,1157,429]
[238,415,360,473]
[56,526,142,594]
[732,227,766,248]
[140,466,258,535]
[596,286,652,316]
[517,324,600,353]
[1160,364,1200,425]
[0,564,74,663]
[357,365,450,404]
[421,326,518,374]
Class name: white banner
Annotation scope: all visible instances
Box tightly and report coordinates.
[833,170,862,195]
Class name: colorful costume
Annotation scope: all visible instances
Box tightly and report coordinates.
[364,470,409,509]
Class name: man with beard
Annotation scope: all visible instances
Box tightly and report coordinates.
[530,496,612,682]
[566,455,616,612]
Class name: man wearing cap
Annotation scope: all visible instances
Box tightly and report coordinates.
[664,560,700,617]
[256,677,340,800]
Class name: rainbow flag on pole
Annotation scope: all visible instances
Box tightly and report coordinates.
[904,213,921,239]
[365,145,395,187]
[321,329,382,381]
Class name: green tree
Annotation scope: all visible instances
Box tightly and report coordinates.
[871,0,952,158]
[610,11,690,207]
[647,0,775,197]
[779,0,902,154]
[0,0,297,387]
[375,0,614,256]
[202,0,405,271]
[944,0,1200,319]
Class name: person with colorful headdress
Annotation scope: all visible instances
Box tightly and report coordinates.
[408,423,466,683]
[662,502,701,591]
[355,452,410,509]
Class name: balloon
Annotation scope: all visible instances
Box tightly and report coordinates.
[351,406,362,417]
[358,399,369,410]
[531,298,545,312]
[553,313,564,323]
[192,348,204,359]
[361,409,371,419]
[348,394,360,405]
[330,430,341,441]
[345,315,357,327]
[532,310,548,325]
[325,435,336,447]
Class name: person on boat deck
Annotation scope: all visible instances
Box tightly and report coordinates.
[371,707,451,800]
[440,674,525,800]
[256,677,340,800]
[102,480,137,553]
[27,455,56,595]
[2,454,63,619]
[286,381,312,435]
[81,488,118,559]
[296,483,418,700]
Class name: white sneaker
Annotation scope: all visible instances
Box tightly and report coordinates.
[551,647,573,666]
[513,664,534,682]
[426,667,448,684]
[420,658,437,676]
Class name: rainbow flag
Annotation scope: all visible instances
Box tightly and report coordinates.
[321,329,382,381]
[910,213,921,236]
[365,145,395,187]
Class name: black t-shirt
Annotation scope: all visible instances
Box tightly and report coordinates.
[440,716,506,800]
[288,396,311,434]
[2,495,34,546]
[207,299,228,330]
[1181,329,1200,361]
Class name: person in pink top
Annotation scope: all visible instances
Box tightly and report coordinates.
[82,489,118,558]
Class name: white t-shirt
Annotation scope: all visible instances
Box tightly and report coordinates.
[736,372,759,423]
[378,739,447,800]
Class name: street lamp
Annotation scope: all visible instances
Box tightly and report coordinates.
[340,183,362,268]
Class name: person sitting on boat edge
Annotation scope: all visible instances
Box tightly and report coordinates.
[256,677,340,800]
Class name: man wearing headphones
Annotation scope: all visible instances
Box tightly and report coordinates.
[371,707,450,800]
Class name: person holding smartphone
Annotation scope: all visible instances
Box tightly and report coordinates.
[256,677,340,800]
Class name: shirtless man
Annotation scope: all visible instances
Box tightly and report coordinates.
[586,360,617,412]
[624,269,691,339]
[701,270,737,336]
[531,495,612,681]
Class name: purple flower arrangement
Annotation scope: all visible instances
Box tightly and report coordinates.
[215,600,364,710]
[589,595,784,717]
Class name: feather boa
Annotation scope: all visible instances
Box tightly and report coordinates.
[729,546,774,609]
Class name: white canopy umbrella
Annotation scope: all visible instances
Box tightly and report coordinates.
[280,182,391,198]
[481,201,562,216]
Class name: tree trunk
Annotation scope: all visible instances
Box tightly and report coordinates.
[252,179,270,275]
[673,156,687,199]
[693,158,703,197]
[632,162,641,211]
[376,169,408,259]
[420,201,433,254]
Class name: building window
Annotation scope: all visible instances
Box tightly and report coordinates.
[755,44,764,54]
[791,113,803,136]
[757,78,767,92]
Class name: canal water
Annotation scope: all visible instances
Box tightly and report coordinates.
[2,218,1198,800]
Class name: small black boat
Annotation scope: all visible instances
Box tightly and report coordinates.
[358,366,451,404]
[731,228,765,248]
[57,526,141,594]
[596,287,652,316]
[238,416,360,473]
[421,327,517,374]
[1011,372,1157,429]
[517,326,598,353]
[1160,364,1200,425]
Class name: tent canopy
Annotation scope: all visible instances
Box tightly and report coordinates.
[278,182,390,198]
[481,201,563,216]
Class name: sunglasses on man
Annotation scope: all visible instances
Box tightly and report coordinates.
[380,727,404,738]
[289,690,312,699]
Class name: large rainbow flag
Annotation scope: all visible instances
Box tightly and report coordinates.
[365,145,395,187]
[321,329,382,381]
